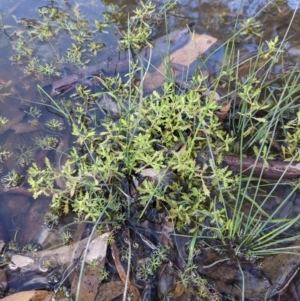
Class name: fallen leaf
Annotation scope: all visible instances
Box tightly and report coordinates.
[111,243,141,301]
[172,282,185,298]
[143,31,217,92]
[215,100,231,122]
[203,90,221,101]
[96,281,124,301]
[71,265,101,301]
[1,290,53,301]
[70,233,109,301]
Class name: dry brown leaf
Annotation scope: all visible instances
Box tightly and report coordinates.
[160,219,174,248]
[71,265,101,301]
[70,233,109,301]
[143,32,217,92]
[140,168,160,178]
[215,100,231,122]
[203,90,221,101]
[220,100,231,114]
[1,291,53,301]
[96,281,124,301]
[172,282,185,298]
[110,243,141,301]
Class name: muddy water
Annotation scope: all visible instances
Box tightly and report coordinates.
[0,0,300,300]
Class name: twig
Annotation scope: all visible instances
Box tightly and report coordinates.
[223,155,300,179]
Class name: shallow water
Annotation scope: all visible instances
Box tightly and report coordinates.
[1,0,300,299]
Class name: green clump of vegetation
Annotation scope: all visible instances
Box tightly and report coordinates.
[134,244,170,281]
[0,143,11,163]
[0,116,9,126]
[14,144,35,167]
[1,169,24,188]
[28,72,234,224]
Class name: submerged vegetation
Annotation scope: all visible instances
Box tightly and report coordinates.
[1,0,300,299]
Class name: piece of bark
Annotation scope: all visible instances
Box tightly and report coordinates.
[35,149,49,169]
[215,101,231,121]
[223,155,300,179]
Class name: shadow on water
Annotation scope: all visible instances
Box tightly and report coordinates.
[0,0,300,300]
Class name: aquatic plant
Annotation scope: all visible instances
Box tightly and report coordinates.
[23,106,42,126]
[239,17,263,38]
[98,268,109,282]
[36,63,61,77]
[6,240,19,252]
[61,231,72,244]
[14,144,35,167]
[44,212,59,228]
[0,144,11,163]
[0,116,8,127]
[0,82,12,102]
[128,244,170,284]
[1,169,24,188]
[178,264,208,297]
[35,136,60,150]
[22,243,38,255]
[45,118,64,131]
[88,42,105,56]
[119,0,156,50]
